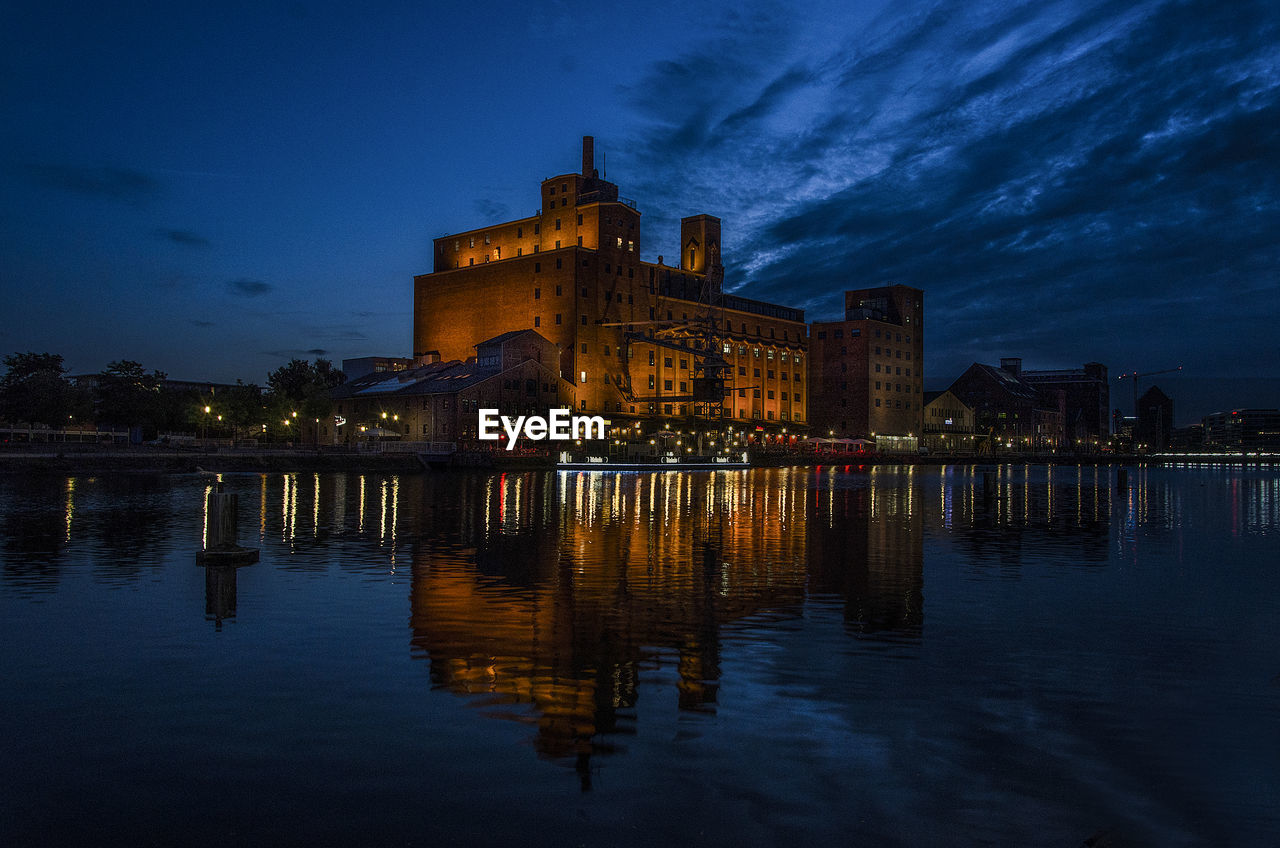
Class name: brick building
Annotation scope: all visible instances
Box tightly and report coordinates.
[808,284,924,446]
[948,358,1064,451]
[1020,361,1109,450]
[413,137,807,430]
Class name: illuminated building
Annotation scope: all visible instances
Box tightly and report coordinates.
[412,137,807,429]
[921,389,976,453]
[807,284,924,447]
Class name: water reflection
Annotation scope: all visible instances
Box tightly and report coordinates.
[407,468,921,781]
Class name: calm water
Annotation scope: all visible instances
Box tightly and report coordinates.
[1,466,1277,847]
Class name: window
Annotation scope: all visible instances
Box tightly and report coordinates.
[534,316,540,327]
[648,351,655,366]
[535,262,541,273]
[817,331,826,340]
[534,223,540,234]
[767,390,774,399]
[555,314,562,324]
[517,227,522,238]
[534,288,541,299]
[577,236,583,246]
[580,371,587,384]
[679,359,688,369]
[767,370,775,378]
[555,219,561,230]
[469,257,474,266]
[754,368,760,377]
[484,233,490,244]
[738,366,746,375]
[577,213,583,225]
[555,258,562,269]
[581,343,587,354]
[555,240,560,249]
[555,285,562,296]
[876,399,881,407]
[664,380,673,391]
[469,237,475,248]
[581,315,587,325]
[648,375,655,389]
[582,287,588,298]
[664,357,673,368]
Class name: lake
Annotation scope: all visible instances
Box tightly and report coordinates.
[1,465,1277,846]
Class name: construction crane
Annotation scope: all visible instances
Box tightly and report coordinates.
[1117,365,1182,450]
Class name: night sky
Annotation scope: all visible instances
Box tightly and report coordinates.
[3,0,1277,424]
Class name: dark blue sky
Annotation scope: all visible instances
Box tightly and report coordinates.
[2,0,1277,424]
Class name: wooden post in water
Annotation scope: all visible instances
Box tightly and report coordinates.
[983,471,996,504]
[197,482,259,566]
[206,484,239,550]
[1117,468,1129,492]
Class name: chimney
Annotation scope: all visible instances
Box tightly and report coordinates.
[582,136,594,177]
[1000,357,1022,377]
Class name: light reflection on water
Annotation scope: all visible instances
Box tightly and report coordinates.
[1,465,1278,846]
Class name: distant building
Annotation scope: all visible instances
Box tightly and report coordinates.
[808,284,924,447]
[948,358,1063,451]
[329,330,574,444]
[1202,409,1280,451]
[1021,361,1109,450]
[1136,385,1173,450]
[412,137,807,429]
[921,390,976,453]
[341,357,416,380]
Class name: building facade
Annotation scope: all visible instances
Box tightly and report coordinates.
[1202,409,1280,451]
[808,285,924,443]
[921,389,977,453]
[1136,385,1173,450]
[413,138,808,430]
[948,358,1064,451]
[1021,361,1109,450]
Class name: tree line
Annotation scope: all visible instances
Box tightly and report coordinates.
[0,352,345,441]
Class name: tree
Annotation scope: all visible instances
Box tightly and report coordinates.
[0,352,90,428]
[266,358,346,429]
[95,360,167,431]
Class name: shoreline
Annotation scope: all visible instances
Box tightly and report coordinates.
[1,447,1272,475]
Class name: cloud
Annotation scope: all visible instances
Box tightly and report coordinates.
[24,164,160,202]
[623,0,1280,384]
[156,229,211,247]
[306,348,328,356]
[227,279,272,297]
[189,319,216,328]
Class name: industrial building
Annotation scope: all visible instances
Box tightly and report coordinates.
[807,285,924,449]
[412,137,807,430]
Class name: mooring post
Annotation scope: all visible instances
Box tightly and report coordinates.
[206,485,239,551]
[198,482,259,567]
[1117,468,1129,492]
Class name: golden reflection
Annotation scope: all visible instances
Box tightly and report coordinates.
[408,468,925,781]
[64,478,75,544]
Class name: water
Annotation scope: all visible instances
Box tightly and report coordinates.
[1,465,1277,846]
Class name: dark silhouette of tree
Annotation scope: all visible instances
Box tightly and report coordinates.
[266,358,346,425]
[95,360,166,431]
[0,352,92,427]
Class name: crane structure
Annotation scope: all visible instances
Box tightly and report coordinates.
[1117,365,1182,449]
